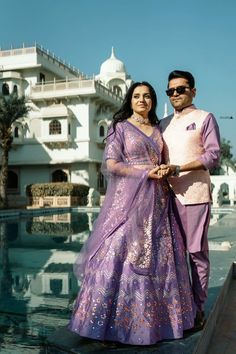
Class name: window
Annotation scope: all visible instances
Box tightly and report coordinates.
[49,120,61,135]
[39,72,45,83]
[2,83,10,95]
[6,223,19,242]
[14,127,19,138]
[99,125,105,137]
[68,123,71,135]
[50,279,63,295]
[97,165,107,193]
[13,85,18,95]
[98,121,108,140]
[7,170,18,189]
[52,169,68,182]
[113,85,122,96]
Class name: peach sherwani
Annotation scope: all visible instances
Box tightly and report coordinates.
[160,105,220,312]
[160,105,219,205]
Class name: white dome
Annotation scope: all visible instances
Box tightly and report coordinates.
[100,47,126,74]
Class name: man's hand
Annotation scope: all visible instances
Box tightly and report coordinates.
[148,165,170,179]
[160,164,179,176]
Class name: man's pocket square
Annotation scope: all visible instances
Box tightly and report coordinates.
[186,123,196,130]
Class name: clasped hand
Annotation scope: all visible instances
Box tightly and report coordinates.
[148,164,173,180]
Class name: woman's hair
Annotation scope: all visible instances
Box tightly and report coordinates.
[168,70,195,88]
[109,81,158,136]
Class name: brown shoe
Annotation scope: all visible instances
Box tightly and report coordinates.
[194,311,206,331]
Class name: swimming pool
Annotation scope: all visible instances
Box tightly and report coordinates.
[0,207,234,353]
[0,210,98,353]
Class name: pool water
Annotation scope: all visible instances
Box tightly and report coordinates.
[210,207,235,225]
[0,211,98,353]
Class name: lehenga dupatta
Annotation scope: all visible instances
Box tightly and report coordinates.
[74,121,166,279]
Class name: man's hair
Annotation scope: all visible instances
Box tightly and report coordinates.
[168,70,195,88]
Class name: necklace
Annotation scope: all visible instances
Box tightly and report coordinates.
[131,114,149,125]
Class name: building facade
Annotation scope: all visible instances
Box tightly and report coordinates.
[0,44,133,205]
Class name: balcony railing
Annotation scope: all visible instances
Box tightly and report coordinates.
[0,46,35,57]
[0,43,82,78]
[31,79,95,93]
[30,79,123,103]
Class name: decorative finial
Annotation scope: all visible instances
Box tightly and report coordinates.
[163,103,168,118]
[111,46,115,58]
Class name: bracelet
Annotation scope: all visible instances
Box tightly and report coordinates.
[172,165,180,176]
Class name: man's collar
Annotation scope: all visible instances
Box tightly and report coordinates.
[174,104,196,118]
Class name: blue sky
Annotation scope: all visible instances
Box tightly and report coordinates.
[1,0,236,156]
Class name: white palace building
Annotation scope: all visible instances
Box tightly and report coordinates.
[0,44,236,208]
[0,44,133,206]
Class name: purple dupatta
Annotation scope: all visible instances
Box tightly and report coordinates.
[74,120,170,279]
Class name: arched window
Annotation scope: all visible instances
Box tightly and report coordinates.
[7,170,18,189]
[14,127,19,138]
[97,164,107,193]
[52,169,68,182]
[99,125,105,137]
[49,120,61,135]
[13,85,18,95]
[98,171,105,189]
[2,83,10,95]
[113,85,122,96]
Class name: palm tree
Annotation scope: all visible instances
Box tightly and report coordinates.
[0,93,30,208]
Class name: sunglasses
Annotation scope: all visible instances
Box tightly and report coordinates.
[166,85,191,97]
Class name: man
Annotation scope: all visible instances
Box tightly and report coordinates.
[159,70,221,330]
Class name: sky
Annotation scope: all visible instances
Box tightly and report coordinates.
[1,0,236,156]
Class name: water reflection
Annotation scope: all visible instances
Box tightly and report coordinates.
[210,209,234,226]
[210,213,222,225]
[0,211,98,352]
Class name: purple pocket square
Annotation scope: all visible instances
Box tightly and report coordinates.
[186,122,196,130]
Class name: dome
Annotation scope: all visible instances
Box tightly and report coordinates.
[100,47,126,74]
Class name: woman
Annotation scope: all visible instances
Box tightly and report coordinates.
[68,82,195,345]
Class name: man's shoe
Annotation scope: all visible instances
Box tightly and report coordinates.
[194,310,206,331]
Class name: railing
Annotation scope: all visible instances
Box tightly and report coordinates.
[0,43,83,78]
[31,78,123,102]
[0,47,35,57]
[31,78,95,93]
[95,81,123,102]
[0,43,124,103]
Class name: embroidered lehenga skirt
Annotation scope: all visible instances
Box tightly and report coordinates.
[69,121,195,345]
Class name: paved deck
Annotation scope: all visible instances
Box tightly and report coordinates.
[207,276,236,354]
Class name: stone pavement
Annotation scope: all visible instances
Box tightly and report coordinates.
[193,208,236,354]
[207,274,236,354]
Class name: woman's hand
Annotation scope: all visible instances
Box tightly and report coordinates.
[160,164,180,177]
[148,165,170,179]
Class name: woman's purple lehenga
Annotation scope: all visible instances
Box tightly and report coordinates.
[69,121,195,345]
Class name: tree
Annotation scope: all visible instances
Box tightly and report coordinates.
[210,138,236,175]
[0,93,30,208]
[220,138,234,161]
